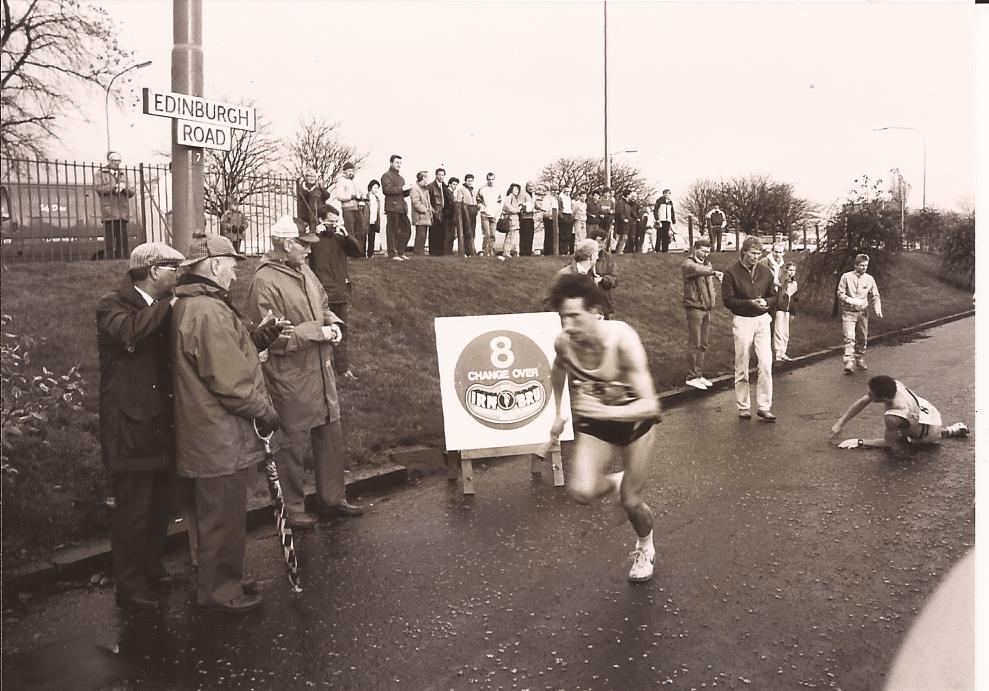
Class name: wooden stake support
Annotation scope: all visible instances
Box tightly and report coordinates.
[454,442,564,495]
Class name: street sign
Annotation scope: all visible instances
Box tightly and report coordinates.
[142,88,255,132]
[176,119,231,151]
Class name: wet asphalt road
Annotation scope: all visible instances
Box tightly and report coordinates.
[2,319,975,691]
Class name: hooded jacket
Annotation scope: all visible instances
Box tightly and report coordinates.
[171,277,275,478]
[247,256,344,432]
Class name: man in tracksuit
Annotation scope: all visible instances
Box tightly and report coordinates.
[721,236,778,422]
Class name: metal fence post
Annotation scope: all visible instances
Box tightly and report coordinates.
[688,216,693,247]
[815,222,820,248]
[138,163,149,244]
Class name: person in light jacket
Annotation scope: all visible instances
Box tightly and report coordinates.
[501,183,522,259]
[836,253,883,375]
[410,171,433,256]
[362,179,383,258]
[95,151,136,260]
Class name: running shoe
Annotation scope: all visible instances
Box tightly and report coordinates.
[685,378,708,390]
[628,548,655,582]
[855,359,868,371]
[944,423,969,438]
[699,377,714,388]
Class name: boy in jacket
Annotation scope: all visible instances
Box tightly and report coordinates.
[772,262,798,362]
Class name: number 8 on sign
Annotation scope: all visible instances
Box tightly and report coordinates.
[489,336,515,368]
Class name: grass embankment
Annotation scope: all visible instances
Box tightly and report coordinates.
[1,251,972,557]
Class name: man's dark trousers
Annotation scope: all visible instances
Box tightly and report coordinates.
[194,468,249,606]
[112,469,171,599]
[464,205,479,256]
[519,217,535,256]
[711,227,723,252]
[104,220,130,260]
[327,301,351,372]
[386,212,411,257]
[658,222,672,252]
[558,214,574,255]
[428,219,447,256]
[343,210,366,253]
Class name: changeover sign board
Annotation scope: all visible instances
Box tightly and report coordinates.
[435,313,574,452]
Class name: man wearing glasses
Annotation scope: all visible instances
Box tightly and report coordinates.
[97,242,185,610]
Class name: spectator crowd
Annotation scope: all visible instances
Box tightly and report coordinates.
[97,152,880,618]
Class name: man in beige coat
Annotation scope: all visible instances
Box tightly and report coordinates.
[410,170,433,256]
[247,215,363,530]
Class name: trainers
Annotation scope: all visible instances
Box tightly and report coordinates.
[685,378,708,390]
[392,256,403,262]
[699,377,713,388]
[780,354,793,362]
[855,359,868,371]
[944,422,969,438]
[628,548,655,582]
[340,370,358,382]
[843,364,855,375]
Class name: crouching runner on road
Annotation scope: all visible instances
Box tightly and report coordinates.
[547,273,662,583]
[830,374,968,452]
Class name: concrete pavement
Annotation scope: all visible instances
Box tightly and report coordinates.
[2,318,975,691]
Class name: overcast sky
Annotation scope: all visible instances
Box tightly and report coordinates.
[65,0,977,213]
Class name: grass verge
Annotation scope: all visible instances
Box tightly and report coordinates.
[0,251,972,558]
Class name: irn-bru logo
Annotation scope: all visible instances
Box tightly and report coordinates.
[464,380,546,425]
[454,330,552,431]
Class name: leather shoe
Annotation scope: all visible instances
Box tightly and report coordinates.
[318,501,364,517]
[737,410,752,420]
[286,512,319,530]
[203,592,263,614]
[241,574,258,594]
[757,410,777,422]
[116,591,161,611]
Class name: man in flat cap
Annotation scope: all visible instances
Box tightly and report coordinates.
[331,162,366,251]
[248,215,364,531]
[171,233,282,614]
[97,242,185,610]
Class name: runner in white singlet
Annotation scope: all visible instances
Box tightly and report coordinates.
[546,273,662,583]
[830,375,967,451]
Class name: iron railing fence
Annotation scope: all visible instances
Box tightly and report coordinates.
[1,157,297,262]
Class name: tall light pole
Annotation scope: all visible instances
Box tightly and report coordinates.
[874,126,926,211]
[603,0,610,189]
[104,60,152,154]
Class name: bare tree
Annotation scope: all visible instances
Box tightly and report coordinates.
[680,178,721,228]
[203,110,283,218]
[539,156,656,201]
[1,0,132,159]
[286,116,367,185]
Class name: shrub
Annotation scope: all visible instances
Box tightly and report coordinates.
[936,213,975,292]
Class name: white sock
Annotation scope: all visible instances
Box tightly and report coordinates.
[636,531,654,554]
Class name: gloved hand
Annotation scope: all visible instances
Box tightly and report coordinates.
[251,319,287,351]
[837,438,861,449]
[255,411,281,438]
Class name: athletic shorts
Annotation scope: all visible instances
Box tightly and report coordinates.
[576,417,655,447]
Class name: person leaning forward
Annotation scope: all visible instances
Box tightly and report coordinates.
[171,233,282,614]
[248,215,364,530]
[97,242,185,611]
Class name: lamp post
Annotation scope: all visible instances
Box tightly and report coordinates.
[874,126,926,211]
[603,0,609,188]
[104,60,153,154]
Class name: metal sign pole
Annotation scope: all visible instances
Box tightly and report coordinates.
[171,0,204,254]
